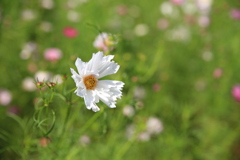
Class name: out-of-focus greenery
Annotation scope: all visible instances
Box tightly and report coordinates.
[1,0,240,159]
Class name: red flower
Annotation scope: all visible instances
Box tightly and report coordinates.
[63,27,78,38]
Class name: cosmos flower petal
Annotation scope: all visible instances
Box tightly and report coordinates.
[97,80,124,90]
[85,52,103,73]
[103,54,114,61]
[84,90,100,112]
[98,62,120,78]
[75,58,86,76]
[75,88,85,98]
[70,68,81,83]
[97,91,117,108]
[91,103,100,112]
[84,90,95,110]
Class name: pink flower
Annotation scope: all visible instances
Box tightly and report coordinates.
[170,0,185,5]
[117,5,128,16]
[63,27,78,38]
[0,89,12,106]
[93,33,117,52]
[230,9,240,20]
[198,16,210,28]
[212,68,223,79]
[157,18,169,30]
[44,48,62,62]
[232,85,240,102]
[152,83,161,92]
[7,106,20,115]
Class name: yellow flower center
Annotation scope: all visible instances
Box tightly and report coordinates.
[83,75,98,90]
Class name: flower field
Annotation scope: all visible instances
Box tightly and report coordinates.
[0,0,240,159]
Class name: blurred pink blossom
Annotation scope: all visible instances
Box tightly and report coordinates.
[232,85,240,102]
[198,16,210,28]
[170,0,185,5]
[117,5,128,16]
[230,9,240,20]
[0,89,12,106]
[152,83,161,92]
[79,135,91,146]
[213,68,223,79]
[138,132,151,142]
[93,32,117,52]
[7,106,20,115]
[63,27,78,38]
[39,137,51,147]
[157,18,169,30]
[44,48,62,62]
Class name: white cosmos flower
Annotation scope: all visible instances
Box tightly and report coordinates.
[70,51,124,112]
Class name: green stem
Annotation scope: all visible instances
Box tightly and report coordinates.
[140,46,164,83]
[115,136,136,160]
[80,108,104,133]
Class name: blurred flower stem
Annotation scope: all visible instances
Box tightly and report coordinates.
[80,108,104,133]
[140,45,164,83]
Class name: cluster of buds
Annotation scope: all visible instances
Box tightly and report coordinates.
[35,81,57,90]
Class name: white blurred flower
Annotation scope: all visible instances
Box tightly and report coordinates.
[167,25,190,42]
[123,105,135,117]
[79,135,91,146]
[125,124,135,140]
[67,10,80,22]
[146,117,163,135]
[35,71,52,82]
[138,132,151,142]
[21,9,35,20]
[202,50,213,61]
[195,79,206,91]
[134,24,149,37]
[133,86,146,100]
[20,42,37,60]
[0,89,12,106]
[40,21,52,32]
[52,74,63,84]
[160,2,179,18]
[40,0,54,9]
[93,33,118,52]
[67,0,77,8]
[70,51,124,112]
[160,2,173,15]
[67,0,87,8]
[196,0,212,15]
[22,77,36,91]
[181,1,198,15]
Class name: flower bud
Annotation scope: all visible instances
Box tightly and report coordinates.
[39,137,51,147]
[47,82,56,89]
[36,82,45,88]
